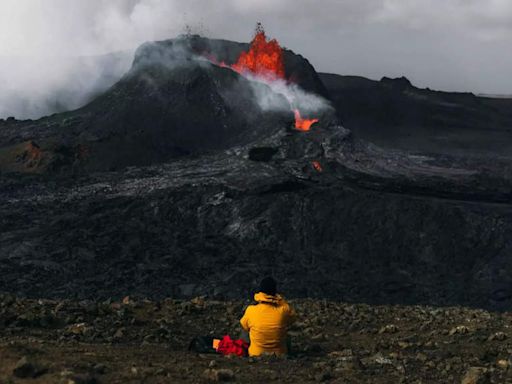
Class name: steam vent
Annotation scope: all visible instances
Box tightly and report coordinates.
[2,27,512,314]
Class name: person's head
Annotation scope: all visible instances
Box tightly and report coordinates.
[258,276,277,296]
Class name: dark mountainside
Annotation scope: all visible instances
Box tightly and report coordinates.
[2,35,512,312]
[320,73,512,157]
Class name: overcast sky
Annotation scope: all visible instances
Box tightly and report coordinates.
[1,0,511,118]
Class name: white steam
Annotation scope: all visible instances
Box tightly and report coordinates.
[2,0,511,119]
[245,75,331,116]
[0,0,333,120]
[0,0,192,119]
[0,53,132,119]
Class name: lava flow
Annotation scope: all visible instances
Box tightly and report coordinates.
[208,24,319,131]
[231,24,286,82]
[294,109,319,132]
[312,161,323,172]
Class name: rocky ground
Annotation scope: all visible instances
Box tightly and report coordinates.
[2,295,512,383]
[3,148,512,310]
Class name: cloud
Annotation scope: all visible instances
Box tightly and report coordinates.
[0,0,511,118]
[373,0,512,35]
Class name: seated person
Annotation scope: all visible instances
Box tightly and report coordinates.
[240,277,296,356]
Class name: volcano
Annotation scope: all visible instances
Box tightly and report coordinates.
[205,25,323,132]
[1,31,512,310]
[0,29,332,173]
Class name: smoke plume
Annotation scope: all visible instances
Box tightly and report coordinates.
[246,76,331,116]
[1,0,512,119]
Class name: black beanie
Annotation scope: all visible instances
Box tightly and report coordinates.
[259,276,277,296]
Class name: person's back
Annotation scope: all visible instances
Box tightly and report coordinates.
[240,277,296,356]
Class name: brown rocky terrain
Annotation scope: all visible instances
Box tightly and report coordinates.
[2,295,512,383]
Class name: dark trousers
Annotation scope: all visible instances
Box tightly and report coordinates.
[239,330,250,343]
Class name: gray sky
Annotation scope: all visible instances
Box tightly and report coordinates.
[1,0,512,118]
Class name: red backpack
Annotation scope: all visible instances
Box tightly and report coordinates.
[215,335,249,357]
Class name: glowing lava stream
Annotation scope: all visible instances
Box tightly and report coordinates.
[312,161,323,172]
[232,26,285,82]
[208,25,319,131]
[294,109,319,132]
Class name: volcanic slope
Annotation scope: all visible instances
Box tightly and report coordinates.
[320,73,512,157]
[0,55,293,172]
[0,34,333,174]
[2,35,512,310]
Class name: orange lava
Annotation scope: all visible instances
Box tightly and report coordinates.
[312,161,323,172]
[231,25,286,82]
[294,109,319,131]
[206,24,320,131]
[205,54,230,69]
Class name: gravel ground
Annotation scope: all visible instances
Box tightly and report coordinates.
[2,295,512,383]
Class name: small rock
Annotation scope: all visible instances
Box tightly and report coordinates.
[60,369,75,378]
[68,323,89,335]
[488,332,507,341]
[336,359,363,372]
[313,362,329,369]
[416,352,428,363]
[312,333,326,341]
[93,363,107,374]
[262,369,279,380]
[368,353,393,366]
[450,325,470,336]
[202,368,235,382]
[13,356,46,378]
[67,374,98,384]
[397,341,411,349]
[191,296,205,307]
[114,328,125,339]
[496,359,509,369]
[315,369,333,382]
[328,349,353,358]
[379,324,399,334]
[304,343,323,354]
[54,301,66,313]
[461,367,490,384]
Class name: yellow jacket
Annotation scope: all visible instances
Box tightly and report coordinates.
[240,292,296,356]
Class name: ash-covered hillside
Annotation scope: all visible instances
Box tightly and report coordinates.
[1,33,512,310]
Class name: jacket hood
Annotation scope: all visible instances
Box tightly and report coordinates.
[254,292,284,305]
